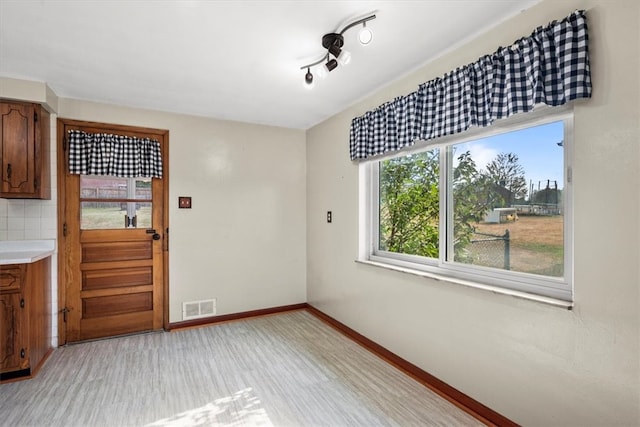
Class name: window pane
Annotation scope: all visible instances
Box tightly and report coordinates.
[451,121,564,277]
[80,176,152,200]
[378,150,440,258]
[81,202,152,230]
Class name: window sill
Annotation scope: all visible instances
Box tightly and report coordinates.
[355,259,574,310]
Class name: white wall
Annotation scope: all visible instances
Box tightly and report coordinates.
[58,99,307,323]
[1,77,307,331]
[306,0,639,425]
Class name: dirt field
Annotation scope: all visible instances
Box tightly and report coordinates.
[469,215,564,277]
[474,215,563,247]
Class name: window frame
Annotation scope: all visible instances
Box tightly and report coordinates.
[361,106,574,303]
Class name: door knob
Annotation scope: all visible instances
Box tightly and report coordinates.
[153,233,161,240]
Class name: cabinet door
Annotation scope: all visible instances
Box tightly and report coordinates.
[0,102,36,195]
[1,265,28,374]
[0,292,27,373]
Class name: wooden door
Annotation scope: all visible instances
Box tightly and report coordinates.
[58,120,169,343]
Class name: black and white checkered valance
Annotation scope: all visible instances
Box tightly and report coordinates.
[68,130,163,178]
[350,10,591,161]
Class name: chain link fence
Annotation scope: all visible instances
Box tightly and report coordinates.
[465,229,510,270]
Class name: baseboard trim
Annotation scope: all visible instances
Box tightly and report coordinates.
[29,347,54,379]
[0,367,31,383]
[168,303,309,331]
[0,348,54,384]
[306,305,518,427]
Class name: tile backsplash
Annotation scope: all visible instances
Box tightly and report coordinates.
[0,198,58,241]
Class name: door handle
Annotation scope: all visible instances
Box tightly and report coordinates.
[146,229,161,240]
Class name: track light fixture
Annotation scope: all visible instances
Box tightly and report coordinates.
[301,14,376,89]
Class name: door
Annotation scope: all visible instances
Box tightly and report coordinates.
[58,120,168,343]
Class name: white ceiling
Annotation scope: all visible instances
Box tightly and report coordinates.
[0,0,541,130]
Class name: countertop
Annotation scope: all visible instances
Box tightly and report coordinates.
[0,240,56,265]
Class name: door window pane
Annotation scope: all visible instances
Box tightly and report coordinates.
[81,202,152,229]
[80,176,152,230]
[80,176,151,200]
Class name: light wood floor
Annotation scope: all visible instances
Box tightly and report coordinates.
[0,310,482,426]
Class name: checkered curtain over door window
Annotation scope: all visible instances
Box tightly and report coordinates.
[68,130,163,178]
[349,10,591,161]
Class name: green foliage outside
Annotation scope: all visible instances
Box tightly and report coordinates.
[379,149,526,259]
[451,151,494,259]
[379,150,440,257]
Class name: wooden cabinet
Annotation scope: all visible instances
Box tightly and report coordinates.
[0,265,28,373]
[0,258,52,381]
[0,100,50,199]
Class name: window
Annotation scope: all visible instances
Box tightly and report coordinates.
[364,110,572,302]
[80,175,152,229]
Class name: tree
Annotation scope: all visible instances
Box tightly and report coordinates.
[484,152,527,206]
[452,151,493,256]
[379,151,440,257]
[378,150,492,259]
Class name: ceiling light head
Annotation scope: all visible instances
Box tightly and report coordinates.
[322,33,344,58]
[322,34,351,66]
[358,22,373,45]
[325,58,338,72]
[337,49,351,66]
[304,68,314,89]
[316,65,328,79]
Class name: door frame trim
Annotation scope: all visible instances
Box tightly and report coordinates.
[56,118,170,345]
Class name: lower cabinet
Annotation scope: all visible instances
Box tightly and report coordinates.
[0,258,51,381]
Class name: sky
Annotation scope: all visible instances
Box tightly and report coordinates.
[455,120,564,197]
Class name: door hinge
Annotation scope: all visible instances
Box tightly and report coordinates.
[60,307,70,323]
[34,178,39,189]
[34,111,38,122]
[63,137,67,152]
[63,223,67,237]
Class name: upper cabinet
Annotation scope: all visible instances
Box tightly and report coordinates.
[0,100,50,199]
